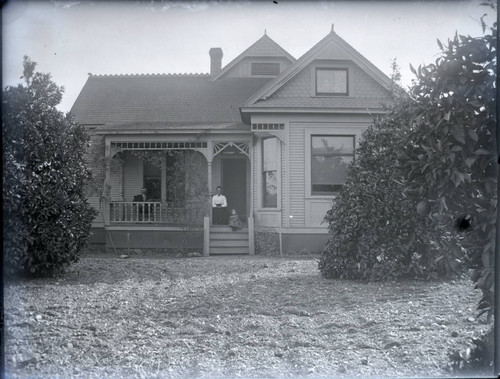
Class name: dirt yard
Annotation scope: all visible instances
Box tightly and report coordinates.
[3,252,492,378]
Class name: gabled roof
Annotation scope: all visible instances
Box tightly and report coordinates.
[70,74,272,126]
[213,33,295,80]
[241,29,392,108]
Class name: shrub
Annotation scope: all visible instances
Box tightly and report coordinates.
[318,98,464,281]
[3,56,97,276]
[403,18,497,318]
[320,14,496,289]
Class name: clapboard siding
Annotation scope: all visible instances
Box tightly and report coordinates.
[288,125,306,227]
[109,156,122,201]
[252,138,261,213]
[88,195,104,226]
[281,135,287,226]
[123,152,142,201]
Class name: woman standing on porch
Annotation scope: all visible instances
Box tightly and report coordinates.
[212,186,228,225]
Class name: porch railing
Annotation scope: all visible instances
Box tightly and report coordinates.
[109,201,204,224]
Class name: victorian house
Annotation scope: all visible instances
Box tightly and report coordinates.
[71,27,392,255]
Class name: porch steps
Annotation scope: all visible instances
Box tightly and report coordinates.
[209,226,249,255]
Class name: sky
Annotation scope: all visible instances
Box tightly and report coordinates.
[2,0,495,113]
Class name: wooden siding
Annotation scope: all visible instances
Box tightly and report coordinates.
[281,133,288,227]
[288,125,306,227]
[123,152,142,201]
[252,137,262,215]
[110,156,122,201]
[89,196,104,227]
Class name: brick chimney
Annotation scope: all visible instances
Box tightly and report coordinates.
[209,47,223,77]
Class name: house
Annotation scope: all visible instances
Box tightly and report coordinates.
[71,27,393,255]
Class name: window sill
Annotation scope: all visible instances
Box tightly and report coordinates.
[305,195,337,200]
[312,94,349,97]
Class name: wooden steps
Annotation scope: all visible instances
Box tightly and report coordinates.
[209,225,249,255]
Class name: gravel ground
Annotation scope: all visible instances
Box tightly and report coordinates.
[3,253,492,378]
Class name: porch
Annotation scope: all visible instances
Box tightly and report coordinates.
[99,131,256,254]
[105,211,254,256]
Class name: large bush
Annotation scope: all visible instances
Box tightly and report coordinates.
[319,17,496,287]
[404,22,497,318]
[3,57,97,276]
[318,95,462,280]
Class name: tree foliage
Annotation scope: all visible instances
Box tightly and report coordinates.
[319,16,496,300]
[318,94,460,280]
[3,56,97,276]
[404,21,497,318]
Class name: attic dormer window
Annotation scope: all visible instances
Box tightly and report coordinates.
[316,68,348,95]
[251,62,280,76]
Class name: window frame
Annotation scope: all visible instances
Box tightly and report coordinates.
[261,137,279,209]
[315,67,349,96]
[310,134,354,196]
[304,128,358,199]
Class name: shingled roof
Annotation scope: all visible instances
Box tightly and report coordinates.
[70,74,272,126]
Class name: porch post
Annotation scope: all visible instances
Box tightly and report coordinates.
[207,160,213,227]
[203,216,210,256]
[207,139,213,223]
[161,154,167,203]
[249,135,254,215]
[248,216,255,255]
[207,161,213,204]
[248,136,255,255]
[104,138,111,225]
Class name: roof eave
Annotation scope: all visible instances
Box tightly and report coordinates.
[240,106,388,115]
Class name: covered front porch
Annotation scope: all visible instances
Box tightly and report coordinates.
[99,127,255,254]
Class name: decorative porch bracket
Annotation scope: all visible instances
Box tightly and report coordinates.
[213,142,250,158]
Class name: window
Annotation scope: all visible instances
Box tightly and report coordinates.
[143,159,161,201]
[315,68,348,95]
[311,135,354,195]
[262,137,278,208]
[251,62,280,76]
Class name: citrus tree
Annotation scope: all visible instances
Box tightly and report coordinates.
[405,18,496,318]
[3,56,97,276]
[320,16,496,299]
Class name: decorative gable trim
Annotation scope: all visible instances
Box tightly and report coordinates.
[213,33,295,81]
[241,29,392,107]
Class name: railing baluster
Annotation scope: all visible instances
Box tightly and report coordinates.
[108,201,205,225]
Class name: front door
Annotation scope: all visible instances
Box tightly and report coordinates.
[222,158,247,219]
